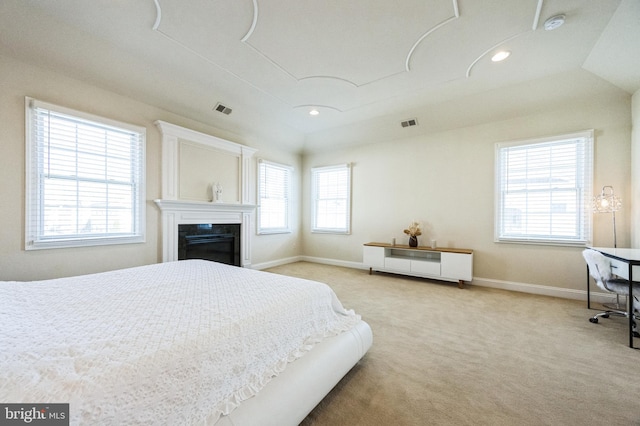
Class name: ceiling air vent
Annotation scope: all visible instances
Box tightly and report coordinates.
[401,118,418,128]
[214,103,232,115]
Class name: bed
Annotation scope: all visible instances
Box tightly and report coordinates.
[0,260,372,425]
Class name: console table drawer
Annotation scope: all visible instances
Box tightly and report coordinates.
[385,257,411,271]
[411,260,440,276]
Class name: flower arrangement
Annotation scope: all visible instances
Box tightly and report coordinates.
[403,221,422,237]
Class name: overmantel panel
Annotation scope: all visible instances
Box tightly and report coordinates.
[178,140,241,203]
[154,120,257,204]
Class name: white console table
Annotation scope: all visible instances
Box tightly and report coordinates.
[363,242,473,288]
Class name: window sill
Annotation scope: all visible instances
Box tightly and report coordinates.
[26,235,145,250]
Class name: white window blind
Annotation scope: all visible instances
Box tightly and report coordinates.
[258,159,292,234]
[311,164,351,234]
[495,130,593,245]
[25,98,146,249]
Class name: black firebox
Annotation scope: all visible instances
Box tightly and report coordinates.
[178,224,240,266]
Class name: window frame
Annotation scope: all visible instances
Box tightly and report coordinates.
[25,97,146,250]
[257,159,293,235]
[311,163,352,234]
[494,130,594,246]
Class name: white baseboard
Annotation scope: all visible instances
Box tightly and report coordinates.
[251,256,303,270]
[299,256,369,270]
[253,256,616,304]
[471,276,616,304]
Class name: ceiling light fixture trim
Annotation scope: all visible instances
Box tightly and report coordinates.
[293,104,343,114]
[491,51,511,62]
[466,32,521,78]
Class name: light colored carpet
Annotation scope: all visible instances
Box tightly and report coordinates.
[265,262,640,426]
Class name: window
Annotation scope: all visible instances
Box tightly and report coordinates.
[495,130,593,246]
[25,98,145,250]
[311,164,351,234]
[257,159,292,234]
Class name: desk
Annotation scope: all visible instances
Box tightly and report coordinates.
[589,247,640,348]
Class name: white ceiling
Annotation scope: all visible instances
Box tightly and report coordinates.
[1,0,638,153]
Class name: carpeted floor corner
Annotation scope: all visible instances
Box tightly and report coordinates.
[265,262,640,426]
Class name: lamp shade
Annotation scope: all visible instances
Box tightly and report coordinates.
[592,185,621,213]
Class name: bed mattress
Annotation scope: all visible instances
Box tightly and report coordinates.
[0,260,363,425]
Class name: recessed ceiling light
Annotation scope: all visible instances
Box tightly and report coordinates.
[544,14,565,31]
[309,109,319,116]
[491,51,511,62]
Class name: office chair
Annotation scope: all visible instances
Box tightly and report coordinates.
[582,249,640,335]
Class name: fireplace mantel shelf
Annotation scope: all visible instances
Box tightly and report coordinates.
[154,199,256,212]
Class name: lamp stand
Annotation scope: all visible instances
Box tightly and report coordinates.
[593,185,622,311]
[612,210,617,248]
[603,209,622,311]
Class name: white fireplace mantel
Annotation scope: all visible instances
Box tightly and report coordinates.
[154,121,257,266]
[155,200,255,266]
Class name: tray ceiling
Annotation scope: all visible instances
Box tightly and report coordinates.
[0,0,637,152]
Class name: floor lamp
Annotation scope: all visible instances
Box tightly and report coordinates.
[592,185,622,248]
[593,185,623,310]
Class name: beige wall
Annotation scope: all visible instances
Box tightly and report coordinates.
[302,82,632,293]
[1,52,634,293]
[0,55,301,280]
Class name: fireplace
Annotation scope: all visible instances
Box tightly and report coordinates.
[178,224,240,266]
[154,121,257,266]
[154,199,255,266]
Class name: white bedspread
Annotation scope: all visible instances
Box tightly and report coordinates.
[0,260,360,425]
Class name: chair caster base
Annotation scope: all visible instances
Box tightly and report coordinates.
[589,318,598,324]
